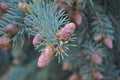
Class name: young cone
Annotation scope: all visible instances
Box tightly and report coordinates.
[81,74,88,80]
[37,51,52,68]
[73,13,82,26]
[37,44,56,68]
[0,36,11,48]
[91,53,102,64]
[2,42,12,51]
[61,22,76,35]
[33,34,42,46]
[0,3,9,11]
[62,62,72,71]
[93,34,103,42]
[69,73,79,80]
[102,37,113,49]
[69,13,82,26]
[2,36,12,50]
[6,24,19,35]
[92,71,103,80]
[56,22,76,42]
[0,37,7,48]
[18,3,29,14]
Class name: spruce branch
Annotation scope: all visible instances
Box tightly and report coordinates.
[0,1,29,49]
[25,1,77,63]
[89,0,114,43]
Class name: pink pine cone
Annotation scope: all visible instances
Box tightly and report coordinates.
[0,36,10,48]
[37,52,52,68]
[33,34,42,45]
[73,13,82,26]
[61,22,76,35]
[91,53,102,64]
[93,34,103,42]
[93,71,103,80]
[103,37,113,49]
[6,24,19,35]
[0,37,7,48]
[0,3,9,11]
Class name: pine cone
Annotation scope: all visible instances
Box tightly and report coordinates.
[69,13,82,26]
[0,37,7,48]
[18,3,29,14]
[37,44,56,68]
[33,34,42,46]
[62,62,72,71]
[93,34,103,42]
[69,73,79,80]
[5,24,19,35]
[91,53,102,64]
[37,51,52,68]
[61,22,76,35]
[0,3,9,11]
[81,74,88,80]
[102,37,113,49]
[0,36,11,48]
[56,23,76,42]
[2,36,12,50]
[92,71,103,80]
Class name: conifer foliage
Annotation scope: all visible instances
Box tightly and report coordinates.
[0,0,120,80]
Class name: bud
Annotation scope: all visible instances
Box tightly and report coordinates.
[37,52,52,68]
[103,37,113,49]
[69,73,79,80]
[93,34,103,42]
[0,36,11,48]
[33,34,42,45]
[62,62,72,71]
[92,71,103,80]
[18,3,29,14]
[0,3,9,11]
[2,36,12,50]
[61,22,76,35]
[56,23,76,42]
[69,13,82,26]
[81,74,88,80]
[37,45,56,68]
[73,13,82,26]
[3,42,12,51]
[6,24,19,35]
[0,37,7,48]
[91,53,102,64]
